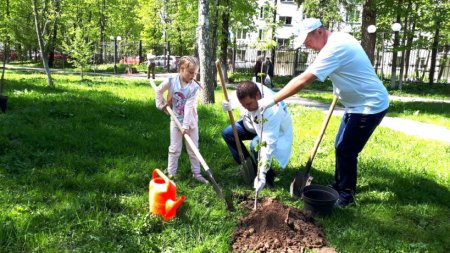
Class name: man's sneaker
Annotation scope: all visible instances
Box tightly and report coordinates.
[193,174,209,184]
[334,190,355,208]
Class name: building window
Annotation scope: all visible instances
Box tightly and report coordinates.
[279,16,292,25]
[258,29,263,40]
[236,49,246,61]
[277,38,291,47]
[280,0,294,2]
[259,6,266,19]
[236,29,248,40]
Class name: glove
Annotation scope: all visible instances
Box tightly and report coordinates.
[254,161,269,193]
[254,172,266,194]
[222,100,232,112]
[258,96,276,112]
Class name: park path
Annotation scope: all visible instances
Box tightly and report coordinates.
[5,66,450,143]
[284,96,450,143]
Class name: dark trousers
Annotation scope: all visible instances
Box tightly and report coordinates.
[222,120,257,164]
[222,120,276,185]
[147,63,155,79]
[334,109,387,194]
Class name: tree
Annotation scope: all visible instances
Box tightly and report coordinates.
[197,0,215,104]
[32,0,54,88]
[0,0,11,96]
[360,0,377,64]
[63,27,94,80]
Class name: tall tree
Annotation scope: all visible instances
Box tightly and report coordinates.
[0,0,11,95]
[197,0,215,103]
[360,0,376,64]
[218,0,230,81]
[32,0,54,88]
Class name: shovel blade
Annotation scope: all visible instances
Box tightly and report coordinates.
[290,172,312,198]
[240,157,256,185]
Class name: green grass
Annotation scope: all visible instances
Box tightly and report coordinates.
[0,71,449,252]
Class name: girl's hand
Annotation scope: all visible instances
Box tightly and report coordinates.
[161,103,170,115]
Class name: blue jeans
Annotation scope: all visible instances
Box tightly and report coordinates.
[222,120,257,165]
[334,109,387,195]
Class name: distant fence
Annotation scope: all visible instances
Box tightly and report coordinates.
[230,44,449,84]
[374,46,450,83]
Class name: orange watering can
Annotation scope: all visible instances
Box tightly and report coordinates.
[149,168,186,220]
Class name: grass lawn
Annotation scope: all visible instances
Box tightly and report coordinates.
[0,71,449,252]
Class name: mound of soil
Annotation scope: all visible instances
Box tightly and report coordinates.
[231,197,336,253]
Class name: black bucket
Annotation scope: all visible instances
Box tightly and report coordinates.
[302,185,339,216]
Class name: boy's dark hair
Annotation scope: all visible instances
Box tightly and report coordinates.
[236,81,260,100]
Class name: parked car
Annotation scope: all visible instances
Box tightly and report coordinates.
[154,55,180,71]
[0,51,17,61]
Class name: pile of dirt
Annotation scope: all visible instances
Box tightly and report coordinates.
[231,197,336,253]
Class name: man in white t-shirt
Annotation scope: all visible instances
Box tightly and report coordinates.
[259,18,389,207]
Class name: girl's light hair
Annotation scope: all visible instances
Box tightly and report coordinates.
[178,56,199,70]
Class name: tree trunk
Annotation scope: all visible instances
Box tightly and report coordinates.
[197,0,215,104]
[210,0,219,88]
[32,0,54,88]
[0,0,10,95]
[390,13,401,89]
[219,0,230,82]
[98,0,106,63]
[404,17,416,81]
[360,0,376,65]
[398,3,410,90]
[428,20,440,86]
[271,0,278,66]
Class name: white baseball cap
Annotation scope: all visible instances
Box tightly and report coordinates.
[293,18,322,48]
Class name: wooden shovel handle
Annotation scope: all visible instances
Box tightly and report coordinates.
[306,95,338,171]
[216,60,247,162]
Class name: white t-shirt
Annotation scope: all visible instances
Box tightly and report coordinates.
[307,32,389,114]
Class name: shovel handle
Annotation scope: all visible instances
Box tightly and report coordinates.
[216,61,246,163]
[307,95,338,171]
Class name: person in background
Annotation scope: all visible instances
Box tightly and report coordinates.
[263,57,274,88]
[222,80,293,193]
[147,53,156,79]
[155,56,209,184]
[258,18,389,207]
[254,56,264,84]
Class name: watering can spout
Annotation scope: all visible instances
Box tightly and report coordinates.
[164,195,186,220]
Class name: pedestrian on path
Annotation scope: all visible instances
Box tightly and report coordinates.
[263,57,274,88]
[258,18,389,207]
[147,52,156,79]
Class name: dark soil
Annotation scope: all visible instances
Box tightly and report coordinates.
[231,197,336,253]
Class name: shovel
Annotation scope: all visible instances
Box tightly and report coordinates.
[290,95,338,198]
[216,61,256,185]
[150,79,234,211]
